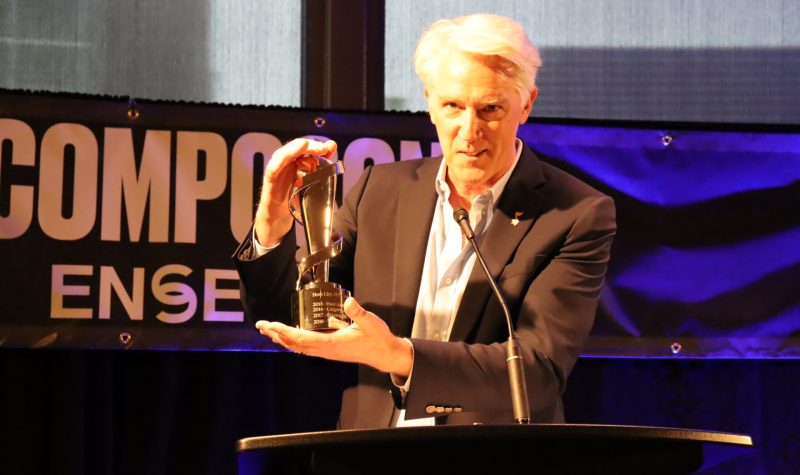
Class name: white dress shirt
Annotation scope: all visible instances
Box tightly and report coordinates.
[395,139,522,426]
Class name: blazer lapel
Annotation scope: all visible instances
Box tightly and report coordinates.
[450,146,547,342]
[390,158,440,337]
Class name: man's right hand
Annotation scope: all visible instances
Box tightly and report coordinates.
[254,138,338,247]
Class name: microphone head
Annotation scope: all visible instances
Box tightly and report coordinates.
[453,208,475,240]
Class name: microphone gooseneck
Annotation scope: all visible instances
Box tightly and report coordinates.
[453,208,532,424]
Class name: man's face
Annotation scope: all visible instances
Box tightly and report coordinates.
[425,52,536,197]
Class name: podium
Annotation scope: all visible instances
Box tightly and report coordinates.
[236,424,753,474]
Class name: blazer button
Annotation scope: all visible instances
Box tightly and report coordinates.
[425,405,436,414]
[444,406,454,413]
[435,406,445,414]
[453,406,463,413]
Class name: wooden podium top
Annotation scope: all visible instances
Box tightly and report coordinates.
[238,423,752,451]
[237,424,753,474]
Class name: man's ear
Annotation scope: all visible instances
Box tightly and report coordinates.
[424,89,436,125]
[520,87,538,124]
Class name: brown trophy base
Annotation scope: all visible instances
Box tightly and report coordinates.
[292,281,351,331]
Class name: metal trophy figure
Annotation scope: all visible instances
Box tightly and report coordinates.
[289,155,351,331]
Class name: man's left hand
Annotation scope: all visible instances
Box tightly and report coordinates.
[255,297,413,377]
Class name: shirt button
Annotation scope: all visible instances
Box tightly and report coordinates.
[444,276,453,285]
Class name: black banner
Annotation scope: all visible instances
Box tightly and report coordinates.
[1,90,799,357]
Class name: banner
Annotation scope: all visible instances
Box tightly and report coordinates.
[1,89,799,357]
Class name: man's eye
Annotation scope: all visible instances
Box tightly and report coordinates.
[485,104,500,112]
[444,102,458,109]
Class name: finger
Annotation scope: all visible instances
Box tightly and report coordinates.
[262,138,338,207]
[264,138,337,191]
[256,321,283,343]
[265,321,303,343]
[295,155,320,174]
[256,320,288,339]
[256,321,292,349]
[343,297,376,329]
[265,322,331,354]
[270,332,297,352]
[303,139,338,159]
[257,323,302,352]
[321,140,338,159]
[265,138,310,177]
[255,320,277,338]
[255,320,271,331]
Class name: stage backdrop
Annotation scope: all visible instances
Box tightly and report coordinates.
[1,89,798,358]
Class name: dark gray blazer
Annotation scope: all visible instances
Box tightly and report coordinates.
[235,144,616,428]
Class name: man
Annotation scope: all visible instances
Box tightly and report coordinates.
[235,13,616,428]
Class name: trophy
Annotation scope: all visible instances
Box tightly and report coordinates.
[289,155,351,331]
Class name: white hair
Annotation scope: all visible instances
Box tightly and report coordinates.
[414,13,542,107]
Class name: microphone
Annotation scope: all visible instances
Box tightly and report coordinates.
[453,208,531,424]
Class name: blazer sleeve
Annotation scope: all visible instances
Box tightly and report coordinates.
[403,195,616,421]
[233,224,298,325]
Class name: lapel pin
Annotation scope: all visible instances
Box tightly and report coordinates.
[511,211,524,227]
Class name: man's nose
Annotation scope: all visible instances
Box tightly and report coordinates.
[458,109,482,142]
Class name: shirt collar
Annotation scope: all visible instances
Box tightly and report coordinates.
[434,138,523,207]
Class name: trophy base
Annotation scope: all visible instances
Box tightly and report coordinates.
[292,281,352,331]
